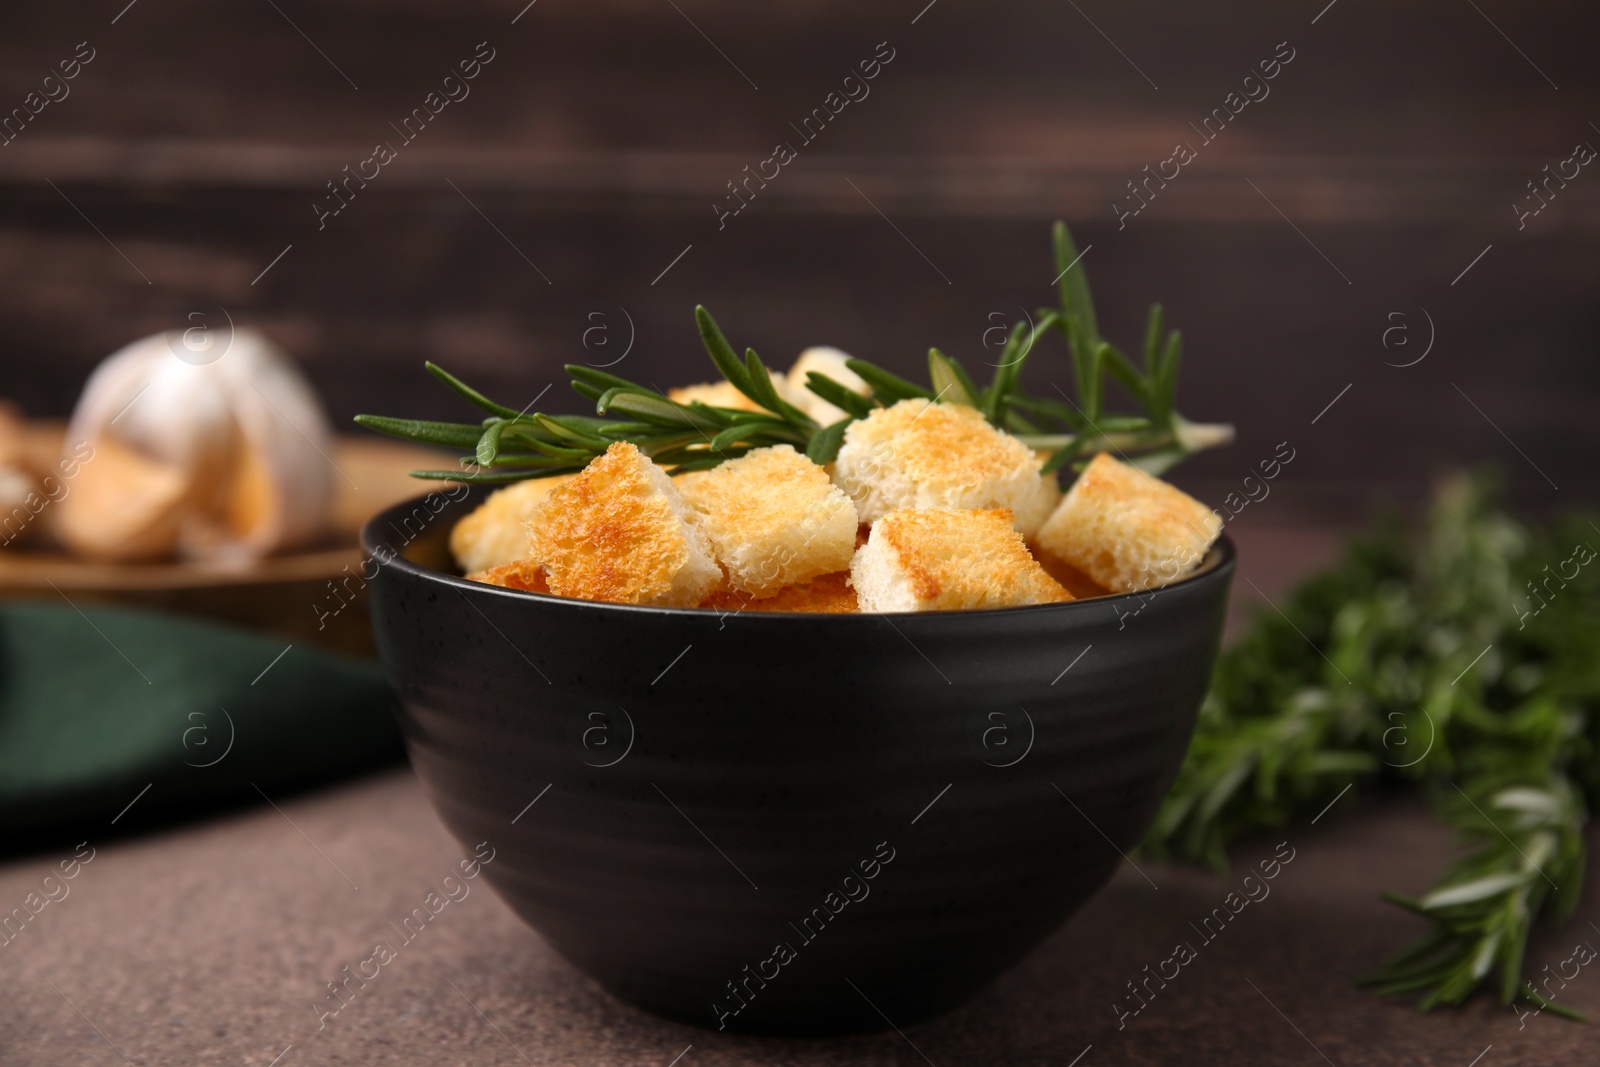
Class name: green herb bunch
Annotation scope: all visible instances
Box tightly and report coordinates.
[354,222,1232,482]
[1145,474,1600,1017]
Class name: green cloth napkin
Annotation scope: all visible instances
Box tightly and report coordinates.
[0,601,403,850]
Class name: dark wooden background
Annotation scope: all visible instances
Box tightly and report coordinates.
[2,0,1596,517]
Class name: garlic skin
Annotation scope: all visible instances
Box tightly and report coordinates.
[57,329,335,563]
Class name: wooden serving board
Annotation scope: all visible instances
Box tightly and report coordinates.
[0,423,447,656]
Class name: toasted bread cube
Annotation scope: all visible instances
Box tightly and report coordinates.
[668,376,808,415]
[701,571,858,614]
[525,442,720,606]
[466,559,549,593]
[850,507,1070,612]
[667,380,764,413]
[449,473,576,574]
[677,444,858,598]
[787,347,870,425]
[1036,452,1221,593]
[832,399,1058,537]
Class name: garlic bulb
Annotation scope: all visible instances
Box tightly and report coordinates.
[56,329,335,563]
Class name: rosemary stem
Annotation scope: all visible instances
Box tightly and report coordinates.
[1017,421,1234,457]
[1174,419,1236,451]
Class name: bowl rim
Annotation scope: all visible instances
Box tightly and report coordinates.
[361,491,1236,623]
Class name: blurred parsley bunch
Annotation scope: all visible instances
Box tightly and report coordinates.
[1145,474,1600,1017]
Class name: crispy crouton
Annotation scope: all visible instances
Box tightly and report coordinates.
[1036,452,1221,593]
[668,380,764,413]
[677,444,858,597]
[449,473,576,574]
[668,376,809,414]
[832,399,1059,537]
[786,347,870,424]
[466,559,549,593]
[524,442,720,606]
[850,507,1070,612]
[701,571,858,613]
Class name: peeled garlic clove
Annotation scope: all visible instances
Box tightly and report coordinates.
[57,328,335,563]
[0,465,41,548]
[0,400,29,460]
[53,434,190,560]
[0,403,42,548]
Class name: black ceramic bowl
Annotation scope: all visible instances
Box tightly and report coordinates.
[362,492,1234,1036]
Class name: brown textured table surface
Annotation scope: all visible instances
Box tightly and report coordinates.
[6,772,1597,1067]
[4,525,1598,1066]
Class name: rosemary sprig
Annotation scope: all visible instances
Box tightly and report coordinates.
[1145,475,1600,1018]
[354,223,1232,482]
[355,309,833,481]
[1360,769,1585,1016]
[1021,221,1233,475]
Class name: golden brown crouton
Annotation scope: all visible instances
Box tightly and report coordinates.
[832,399,1059,537]
[449,473,576,574]
[466,559,550,593]
[667,381,765,413]
[524,442,720,607]
[850,507,1071,612]
[677,444,858,597]
[1036,452,1221,593]
[701,571,858,614]
[669,377,811,416]
[786,347,870,425]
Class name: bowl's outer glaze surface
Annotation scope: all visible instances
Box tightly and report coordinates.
[363,493,1234,1035]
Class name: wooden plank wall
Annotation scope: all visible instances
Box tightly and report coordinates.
[1,0,1595,515]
